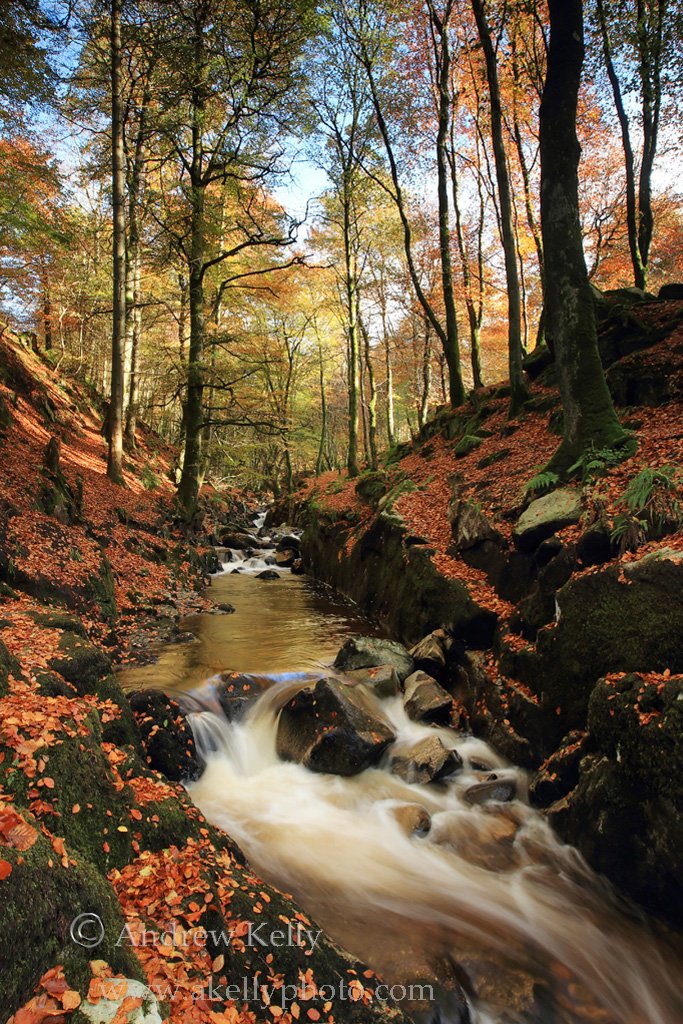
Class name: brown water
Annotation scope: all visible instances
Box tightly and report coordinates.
[119,570,385,694]
[118,533,683,1024]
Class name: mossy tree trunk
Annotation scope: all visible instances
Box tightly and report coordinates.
[540,0,628,470]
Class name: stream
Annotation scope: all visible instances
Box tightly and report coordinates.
[118,511,683,1024]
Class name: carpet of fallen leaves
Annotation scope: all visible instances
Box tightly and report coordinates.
[298,306,683,623]
[0,330,266,1023]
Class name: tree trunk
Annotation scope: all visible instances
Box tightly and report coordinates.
[107,0,126,485]
[356,29,465,406]
[343,180,361,478]
[471,0,528,414]
[429,0,464,408]
[595,0,645,289]
[540,0,628,469]
[40,262,53,351]
[177,193,205,516]
[124,253,141,447]
[315,342,328,475]
[360,316,378,470]
[419,322,432,429]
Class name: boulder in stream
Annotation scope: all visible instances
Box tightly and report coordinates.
[390,802,432,835]
[256,568,280,579]
[343,664,401,698]
[276,677,396,776]
[391,735,463,785]
[334,635,415,682]
[408,628,455,678]
[464,775,517,806]
[275,547,298,568]
[215,672,269,722]
[276,533,301,551]
[128,690,202,782]
[219,529,259,549]
[403,670,453,723]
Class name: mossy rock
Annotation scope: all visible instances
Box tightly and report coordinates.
[354,470,388,505]
[128,690,202,783]
[550,671,683,929]
[0,637,20,697]
[48,631,112,694]
[476,448,511,469]
[523,548,683,746]
[454,434,483,458]
[36,670,76,698]
[0,825,142,1014]
[377,478,417,513]
[30,610,88,638]
[380,441,412,466]
[0,709,135,872]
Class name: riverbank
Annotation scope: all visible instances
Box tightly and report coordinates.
[0,331,412,1024]
[284,293,683,927]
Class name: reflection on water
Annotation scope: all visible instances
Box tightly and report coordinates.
[118,572,385,693]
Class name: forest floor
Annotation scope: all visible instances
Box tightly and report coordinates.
[297,298,683,623]
[0,331,344,1024]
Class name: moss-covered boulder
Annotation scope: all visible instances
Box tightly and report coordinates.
[128,690,202,783]
[334,636,414,682]
[549,672,683,926]
[0,704,135,872]
[48,631,139,748]
[301,506,497,648]
[355,470,388,505]
[0,819,142,1013]
[524,547,683,743]
[512,487,582,551]
[111,838,414,1024]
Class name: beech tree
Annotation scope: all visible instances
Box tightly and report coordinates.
[144,0,314,519]
[540,0,628,469]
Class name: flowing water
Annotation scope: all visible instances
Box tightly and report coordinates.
[118,512,683,1024]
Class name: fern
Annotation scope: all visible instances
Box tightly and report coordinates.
[524,469,560,496]
[610,513,646,553]
[611,465,682,552]
[568,444,625,482]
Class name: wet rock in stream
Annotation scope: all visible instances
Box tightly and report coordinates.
[128,690,203,782]
[404,670,454,723]
[391,735,463,785]
[343,663,401,698]
[464,776,517,806]
[277,677,396,776]
[214,671,271,722]
[256,568,280,579]
[275,547,298,567]
[390,802,432,835]
[334,635,415,682]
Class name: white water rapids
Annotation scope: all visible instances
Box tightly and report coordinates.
[120,510,682,1023]
[186,675,683,1024]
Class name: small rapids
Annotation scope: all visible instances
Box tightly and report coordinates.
[186,676,683,1024]
[122,510,682,1023]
